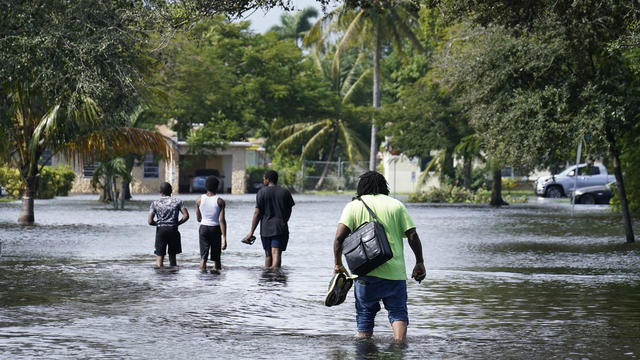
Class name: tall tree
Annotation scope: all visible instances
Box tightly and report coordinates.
[268,6,319,43]
[435,0,639,241]
[0,1,173,224]
[305,0,427,171]
[160,16,331,153]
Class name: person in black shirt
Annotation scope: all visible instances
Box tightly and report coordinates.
[242,170,295,268]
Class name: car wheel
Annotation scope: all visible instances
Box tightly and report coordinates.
[579,194,595,204]
[546,186,563,198]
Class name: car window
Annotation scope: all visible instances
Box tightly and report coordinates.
[578,166,600,175]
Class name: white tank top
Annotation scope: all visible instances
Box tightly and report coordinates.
[199,194,220,226]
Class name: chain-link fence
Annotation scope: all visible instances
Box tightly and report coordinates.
[299,159,369,192]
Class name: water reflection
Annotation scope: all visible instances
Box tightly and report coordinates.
[259,267,288,286]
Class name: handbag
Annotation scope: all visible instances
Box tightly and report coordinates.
[341,196,393,276]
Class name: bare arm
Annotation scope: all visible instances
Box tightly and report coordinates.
[333,223,351,274]
[148,212,157,226]
[243,207,262,242]
[195,197,202,223]
[405,228,425,283]
[244,208,262,241]
[177,207,189,226]
[218,197,227,250]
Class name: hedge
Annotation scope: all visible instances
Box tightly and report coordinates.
[0,166,76,199]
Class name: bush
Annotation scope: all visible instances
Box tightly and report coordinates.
[54,166,76,196]
[271,154,301,190]
[408,185,474,203]
[501,177,517,191]
[0,167,22,198]
[407,185,527,204]
[0,166,76,199]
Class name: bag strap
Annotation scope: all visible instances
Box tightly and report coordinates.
[355,196,379,222]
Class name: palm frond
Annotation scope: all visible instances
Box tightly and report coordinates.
[389,8,428,54]
[304,4,344,46]
[63,127,175,164]
[418,150,445,186]
[332,10,366,76]
[340,50,368,96]
[274,121,330,153]
[273,121,320,138]
[342,68,372,104]
[338,120,368,162]
[301,122,333,159]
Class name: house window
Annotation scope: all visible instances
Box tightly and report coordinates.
[39,149,53,166]
[143,153,159,178]
[83,162,98,177]
[501,166,514,177]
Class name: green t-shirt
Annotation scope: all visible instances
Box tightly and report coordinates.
[338,194,416,280]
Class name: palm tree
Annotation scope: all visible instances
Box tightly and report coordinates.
[268,6,319,44]
[273,46,370,190]
[91,157,133,209]
[1,84,173,224]
[305,1,427,171]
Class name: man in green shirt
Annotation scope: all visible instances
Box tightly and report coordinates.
[333,171,425,344]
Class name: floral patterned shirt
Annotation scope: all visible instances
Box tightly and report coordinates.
[150,196,184,227]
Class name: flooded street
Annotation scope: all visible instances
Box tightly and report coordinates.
[1,194,639,359]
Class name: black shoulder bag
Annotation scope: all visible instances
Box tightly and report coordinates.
[341,197,393,276]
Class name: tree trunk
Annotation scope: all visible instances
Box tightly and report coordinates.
[369,21,381,172]
[490,167,508,207]
[122,155,135,200]
[111,176,119,209]
[100,173,112,203]
[607,132,635,243]
[314,133,338,190]
[442,148,455,181]
[463,155,472,190]
[18,175,37,225]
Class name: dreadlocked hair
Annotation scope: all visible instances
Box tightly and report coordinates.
[356,171,389,196]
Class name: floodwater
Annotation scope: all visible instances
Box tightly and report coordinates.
[1,194,639,359]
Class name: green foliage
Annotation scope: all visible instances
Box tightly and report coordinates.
[407,185,527,204]
[159,16,332,153]
[435,1,640,171]
[270,153,301,190]
[268,6,318,41]
[408,185,475,203]
[611,127,640,214]
[0,166,75,199]
[0,167,22,198]
[502,177,517,191]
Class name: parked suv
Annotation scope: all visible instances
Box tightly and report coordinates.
[534,163,616,198]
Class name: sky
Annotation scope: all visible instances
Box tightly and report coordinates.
[242,0,338,33]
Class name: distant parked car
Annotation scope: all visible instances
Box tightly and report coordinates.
[190,169,224,193]
[534,163,616,198]
[572,183,614,205]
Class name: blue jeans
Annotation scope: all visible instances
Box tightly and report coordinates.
[354,276,408,332]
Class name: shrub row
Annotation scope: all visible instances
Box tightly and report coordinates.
[0,166,76,199]
[408,185,528,204]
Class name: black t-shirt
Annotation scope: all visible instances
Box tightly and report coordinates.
[256,185,295,237]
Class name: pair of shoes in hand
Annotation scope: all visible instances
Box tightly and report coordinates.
[324,272,353,307]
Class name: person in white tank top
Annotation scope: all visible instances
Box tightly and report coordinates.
[195,176,227,271]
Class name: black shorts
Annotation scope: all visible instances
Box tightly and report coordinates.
[155,226,182,256]
[199,225,222,261]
